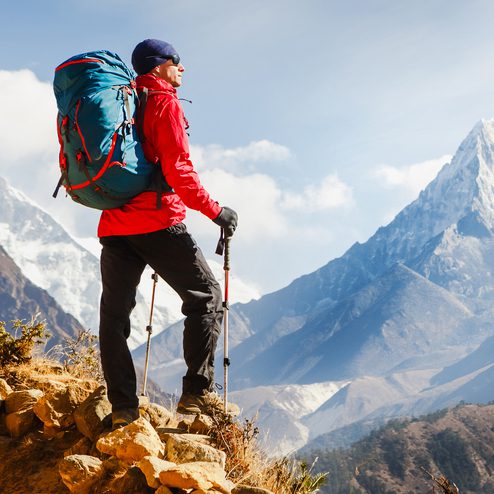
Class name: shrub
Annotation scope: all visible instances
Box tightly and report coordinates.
[52,329,103,381]
[0,318,49,367]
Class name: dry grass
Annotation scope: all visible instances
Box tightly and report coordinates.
[207,411,327,494]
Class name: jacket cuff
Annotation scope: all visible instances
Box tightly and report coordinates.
[204,201,222,220]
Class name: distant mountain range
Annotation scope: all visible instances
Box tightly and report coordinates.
[0,176,259,350]
[0,177,180,349]
[3,119,494,456]
[0,244,83,348]
[134,119,494,455]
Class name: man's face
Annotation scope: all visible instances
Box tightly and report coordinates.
[153,59,185,87]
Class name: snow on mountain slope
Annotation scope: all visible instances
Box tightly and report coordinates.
[0,175,260,350]
[0,176,178,348]
[230,381,349,455]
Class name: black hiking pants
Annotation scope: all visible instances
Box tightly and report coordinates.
[99,223,223,412]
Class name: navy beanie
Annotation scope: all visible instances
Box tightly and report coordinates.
[131,39,180,75]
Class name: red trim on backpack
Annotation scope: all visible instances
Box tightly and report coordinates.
[67,132,119,190]
[56,114,67,170]
[75,100,92,162]
[55,58,103,71]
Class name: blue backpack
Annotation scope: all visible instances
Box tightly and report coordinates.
[53,50,155,210]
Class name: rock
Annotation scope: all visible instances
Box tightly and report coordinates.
[190,414,214,434]
[5,408,41,437]
[166,433,227,468]
[137,455,176,488]
[102,456,127,475]
[74,385,112,441]
[34,384,92,430]
[43,423,65,438]
[177,415,195,431]
[140,402,175,429]
[0,379,13,399]
[177,414,214,434]
[105,465,154,494]
[5,389,43,414]
[59,454,104,494]
[233,486,275,494]
[155,486,174,494]
[65,436,94,457]
[96,417,164,463]
[158,430,213,445]
[158,461,232,494]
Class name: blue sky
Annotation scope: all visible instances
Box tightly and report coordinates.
[2,0,494,296]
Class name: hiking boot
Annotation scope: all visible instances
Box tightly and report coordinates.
[111,407,139,430]
[176,391,240,416]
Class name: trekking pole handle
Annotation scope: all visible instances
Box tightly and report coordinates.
[224,234,231,271]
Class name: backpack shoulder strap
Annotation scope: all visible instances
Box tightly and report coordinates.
[136,88,149,143]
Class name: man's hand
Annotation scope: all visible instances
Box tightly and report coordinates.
[213,207,238,238]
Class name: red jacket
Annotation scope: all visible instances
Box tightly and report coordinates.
[98,75,221,237]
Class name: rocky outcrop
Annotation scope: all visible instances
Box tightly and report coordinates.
[0,369,275,494]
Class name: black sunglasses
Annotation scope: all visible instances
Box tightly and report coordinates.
[146,54,180,65]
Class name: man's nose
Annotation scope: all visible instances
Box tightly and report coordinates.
[178,63,185,72]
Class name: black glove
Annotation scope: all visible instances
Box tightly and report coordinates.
[213,206,238,238]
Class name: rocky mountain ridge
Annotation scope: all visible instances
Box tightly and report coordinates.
[302,402,494,494]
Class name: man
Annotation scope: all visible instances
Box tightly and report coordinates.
[98,38,238,429]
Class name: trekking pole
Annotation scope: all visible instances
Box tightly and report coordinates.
[223,235,231,413]
[215,228,231,413]
[142,271,158,397]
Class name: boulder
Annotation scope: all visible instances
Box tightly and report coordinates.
[59,454,104,494]
[5,407,41,437]
[177,414,214,434]
[190,414,214,434]
[140,402,176,429]
[74,385,112,441]
[34,384,92,430]
[137,455,176,488]
[0,379,13,399]
[166,433,226,468]
[96,417,164,463]
[158,461,233,494]
[5,389,43,414]
[158,430,213,445]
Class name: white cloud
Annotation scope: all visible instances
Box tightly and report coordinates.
[0,70,57,162]
[281,174,354,212]
[190,140,291,173]
[373,154,452,195]
[191,168,289,240]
